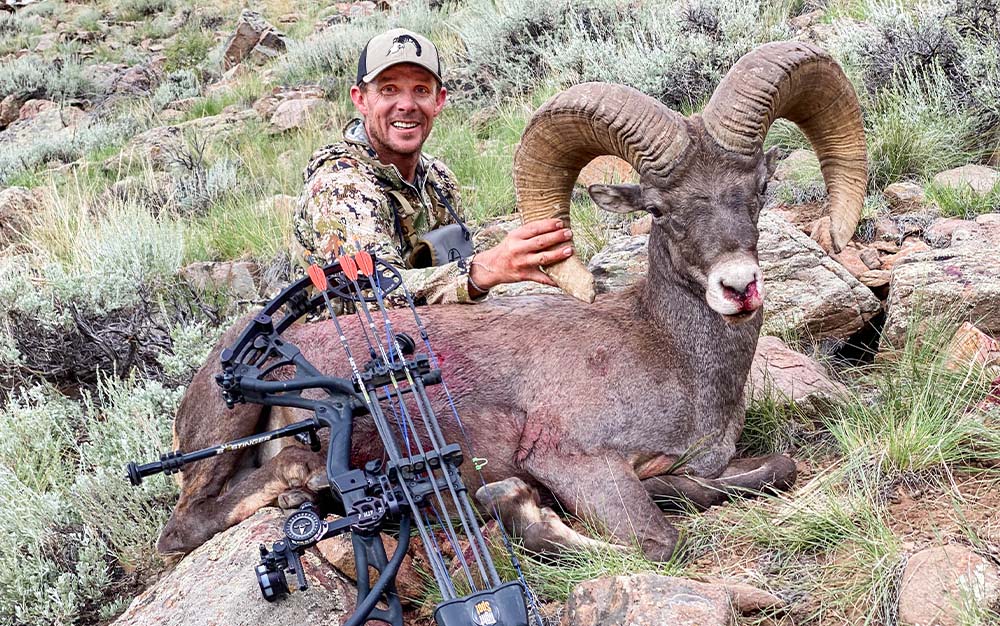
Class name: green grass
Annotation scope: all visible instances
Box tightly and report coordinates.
[926,181,1000,219]
[823,319,1000,478]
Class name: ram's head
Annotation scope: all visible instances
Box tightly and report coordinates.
[515,41,867,320]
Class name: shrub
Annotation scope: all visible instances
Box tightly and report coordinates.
[453,0,793,107]
[151,69,201,110]
[0,53,96,102]
[863,67,975,190]
[0,376,182,626]
[163,27,215,72]
[116,0,174,21]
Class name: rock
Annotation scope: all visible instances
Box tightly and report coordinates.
[860,247,881,269]
[110,508,353,626]
[747,335,849,412]
[576,156,638,188]
[17,98,56,121]
[884,181,927,213]
[0,101,86,153]
[81,62,130,96]
[561,574,780,626]
[316,1,378,29]
[111,63,161,96]
[831,244,870,278]
[588,234,649,293]
[925,217,974,247]
[872,240,900,254]
[898,545,1000,626]
[0,186,37,245]
[107,108,260,170]
[34,32,59,52]
[315,532,424,602]
[222,10,288,71]
[179,261,261,300]
[630,214,652,236]
[0,93,27,128]
[858,269,890,289]
[883,245,1000,350]
[943,322,1000,375]
[933,164,1000,195]
[759,211,881,341]
[270,97,327,132]
[788,9,824,30]
[880,238,931,271]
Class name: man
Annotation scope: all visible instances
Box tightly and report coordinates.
[294,28,574,305]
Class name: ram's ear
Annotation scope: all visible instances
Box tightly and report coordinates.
[588,184,646,214]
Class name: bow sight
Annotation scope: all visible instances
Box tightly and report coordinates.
[126,253,540,626]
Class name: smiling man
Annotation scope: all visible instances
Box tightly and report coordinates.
[294,28,574,305]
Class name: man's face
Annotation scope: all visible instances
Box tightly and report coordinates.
[350,64,447,166]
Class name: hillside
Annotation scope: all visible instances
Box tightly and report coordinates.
[1,0,999,624]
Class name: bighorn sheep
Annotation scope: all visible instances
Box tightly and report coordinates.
[158,41,866,562]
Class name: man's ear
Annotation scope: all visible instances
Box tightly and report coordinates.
[350,84,368,117]
[588,184,651,215]
[434,86,447,115]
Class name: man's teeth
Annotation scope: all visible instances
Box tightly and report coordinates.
[391,121,419,129]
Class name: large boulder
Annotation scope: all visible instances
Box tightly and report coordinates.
[932,164,1000,195]
[757,211,882,340]
[747,335,848,412]
[560,574,783,626]
[111,508,354,626]
[222,10,288,71]
[883,240,1000,350]
[898,545,1000,626]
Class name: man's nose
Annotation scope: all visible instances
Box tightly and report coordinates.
[394,90,418,110]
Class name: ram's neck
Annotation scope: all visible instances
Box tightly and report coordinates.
[639,227,761,381]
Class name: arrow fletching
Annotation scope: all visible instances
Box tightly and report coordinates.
[338,255,359,281]
[307,263,329,292]
[356,251,375,277]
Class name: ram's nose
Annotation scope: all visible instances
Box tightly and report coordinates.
[706,256,764,319]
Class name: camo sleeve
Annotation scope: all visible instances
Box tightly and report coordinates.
[294,157,476,307]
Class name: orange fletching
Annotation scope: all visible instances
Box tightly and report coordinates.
[339,255,359,281]
[307,263,328,291]
[356,251,375,277]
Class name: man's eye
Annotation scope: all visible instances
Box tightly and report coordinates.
[381,86,398,95]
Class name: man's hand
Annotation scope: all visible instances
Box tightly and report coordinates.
[468,219,574,294]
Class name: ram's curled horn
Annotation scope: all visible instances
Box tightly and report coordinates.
[513,83,691,303]
[700,41,868,253]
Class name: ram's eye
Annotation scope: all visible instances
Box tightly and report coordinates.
[644,204,661,217]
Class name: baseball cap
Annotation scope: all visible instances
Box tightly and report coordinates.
[356,28,443,86]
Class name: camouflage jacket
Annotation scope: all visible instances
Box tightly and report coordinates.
[294,118,476,306]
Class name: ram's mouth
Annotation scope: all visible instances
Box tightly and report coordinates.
[722,308,759,324]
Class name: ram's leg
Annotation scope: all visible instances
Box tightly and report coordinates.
[476,477,624,554]
[525,451,679,562]
[642,454,797,512]
[157,445,323,556]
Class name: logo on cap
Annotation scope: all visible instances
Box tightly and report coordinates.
[387,34,422,58]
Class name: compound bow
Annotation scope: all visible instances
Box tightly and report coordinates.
[126,253,542,626]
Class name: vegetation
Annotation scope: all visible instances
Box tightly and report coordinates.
[1,0,999,624]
